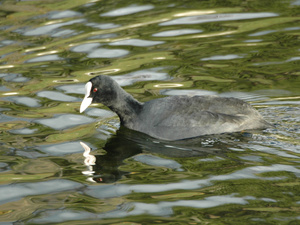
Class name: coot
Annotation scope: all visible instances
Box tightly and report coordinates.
[80,75,272,140]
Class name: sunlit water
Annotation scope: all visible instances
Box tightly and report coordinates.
[0,0,300,224]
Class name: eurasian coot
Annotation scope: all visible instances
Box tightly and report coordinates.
[80,75,272,140]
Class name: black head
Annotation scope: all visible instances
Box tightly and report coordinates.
[80,75,119,113]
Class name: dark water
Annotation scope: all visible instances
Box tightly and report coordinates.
[1,0,300,224]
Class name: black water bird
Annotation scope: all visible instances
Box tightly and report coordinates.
[80,75,272,141]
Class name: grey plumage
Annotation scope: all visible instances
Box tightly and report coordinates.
[81,75,273,141]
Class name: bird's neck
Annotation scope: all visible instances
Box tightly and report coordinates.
[106,89,143,126]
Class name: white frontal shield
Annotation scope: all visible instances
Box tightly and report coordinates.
[80,82,93,113]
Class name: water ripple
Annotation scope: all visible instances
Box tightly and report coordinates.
[109,39,164,47]
[36,114,95,130]
[160,12,278,26]
[86,164,300,199]
[88,48,129,58]
[49,10,82,19]
[37,91,80,102]
[23,19,86,36]
[0,179,83,205]
[152,29,203,37]
[101,5,154,17]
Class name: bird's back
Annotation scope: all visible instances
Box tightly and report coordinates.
[132,95,271,140]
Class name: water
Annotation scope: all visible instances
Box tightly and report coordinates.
[0,0,300,224]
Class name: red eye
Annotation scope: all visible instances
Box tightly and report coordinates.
[93,88,98,92]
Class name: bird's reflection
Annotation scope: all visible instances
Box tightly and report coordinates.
[80,142,96,182]
[81,127,254,183]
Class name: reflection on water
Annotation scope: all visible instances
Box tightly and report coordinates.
[36,114,95,130]
[100,5,154,17]
[0,0,300,224]
[80,127,233,183]
[110,38,164,46]
[153,29,203,37]
[159,12,278,26]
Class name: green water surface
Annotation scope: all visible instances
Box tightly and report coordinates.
[0,0,300,224]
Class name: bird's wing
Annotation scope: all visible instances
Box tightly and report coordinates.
[154,109,246,128]
[145,110,247,140]
[139,96,253,139]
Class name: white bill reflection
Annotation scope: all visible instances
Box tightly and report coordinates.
[80,142,97,182]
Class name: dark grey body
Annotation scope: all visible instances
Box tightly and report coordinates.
[87,75,272,141]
